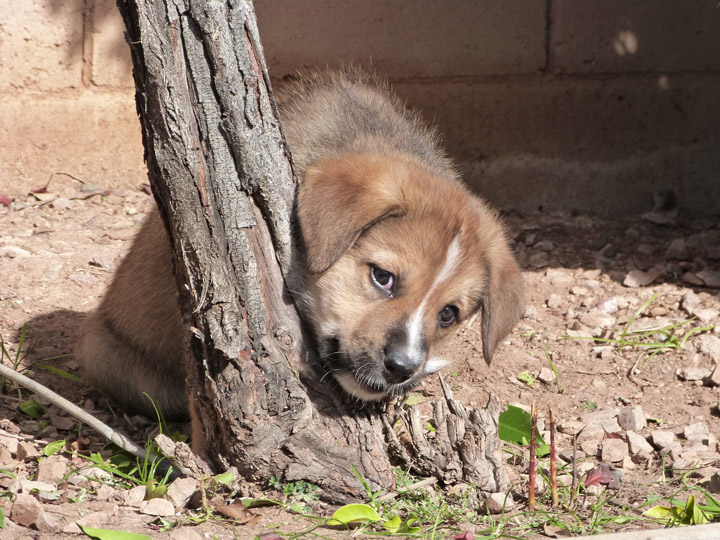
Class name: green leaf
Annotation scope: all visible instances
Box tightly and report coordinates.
[18,399,47,419]
[327,503,382,525]
[36,364,83,383]
[498,405,545,448]
[643,505,674,521]
[398,513,422,534]
[404,392,427,406]
[516,371,536,386]
[0,506,6,529]
[42,440,66,457]
[382,514,402,532]
[79,525,152,540]
[212,471,235,486]
[240,497,281,508]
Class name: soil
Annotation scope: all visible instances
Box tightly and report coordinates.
[0,172,719,539]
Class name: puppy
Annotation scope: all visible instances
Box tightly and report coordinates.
[77,70,524,418]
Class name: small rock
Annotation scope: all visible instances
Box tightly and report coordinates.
[685,422,711,444]
[0,445,14,467]
[20,480,57,494]
[677,367,711,381]
[693,308,720,324]
[124,485,146,507]
[618,405,646,432]
[140,497,175,517]
[48,412,76,431]
[50,197,71,210]
[666,238,688,260]
[69,273,99,286]
[10,493,44,527]
[596,297,619,314]
[0,245,31,259]
[537,367,556,384]
[547,294,562,309]
[707,472,720,494]
[95,483,116,501]
[705,365,720,387]
[580,439,601,456]
[534,240,555,251]
[624,268,661,288]
[528,252,549,269]
[35,511,62,532]
[651,430,676,450]
[82,467,113,482]
[71,511,109,531]
[167,477,197,508]
[486,492,514,513]
[602,438,629,463]
[650,305,669,317]
[681,291,702,314]
[696,335,720,359]
[570,286,589,296]
[169,528,204,540]
[36,455,69,484]
[683,272,705,286]
[16,441,40,461]
[559,449,586,462]
[579,311,617,329]
[626,430,654,457]
[697,269,720,288]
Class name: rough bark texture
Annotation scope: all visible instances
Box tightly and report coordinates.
[117,0,508,503]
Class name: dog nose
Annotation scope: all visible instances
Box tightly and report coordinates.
[383,349,422,383]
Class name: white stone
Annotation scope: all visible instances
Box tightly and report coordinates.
[651,430,676,450]
[685,422,712,444]
[141,497,175,517]
[626,430,654,456]
[486,492,514,513]
[167,477,197,508]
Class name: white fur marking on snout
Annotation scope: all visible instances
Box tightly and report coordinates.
[424,357,450,375]
[405,234,462,359]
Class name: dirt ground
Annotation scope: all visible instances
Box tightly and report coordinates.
[0,166,719,538]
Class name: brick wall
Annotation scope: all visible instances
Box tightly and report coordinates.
[2,0,718,216]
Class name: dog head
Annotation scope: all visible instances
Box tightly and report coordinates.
[297,153,524,400]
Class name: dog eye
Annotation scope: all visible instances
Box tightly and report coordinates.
[370,266,395,297]
[438,305,459,328]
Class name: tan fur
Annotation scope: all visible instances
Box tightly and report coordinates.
[77,69,524,418]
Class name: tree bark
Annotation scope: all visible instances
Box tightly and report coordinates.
[116,0,508,504]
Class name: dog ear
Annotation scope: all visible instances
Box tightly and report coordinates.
[297,155,406,274]
[480,234,525,365]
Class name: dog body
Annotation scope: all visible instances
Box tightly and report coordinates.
[78,71,524,417]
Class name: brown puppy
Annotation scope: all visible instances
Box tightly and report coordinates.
[78,70,524,416]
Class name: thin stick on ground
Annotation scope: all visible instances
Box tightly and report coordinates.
[529,402,537,510]
[0,362,150,462]
[549,407,558,507]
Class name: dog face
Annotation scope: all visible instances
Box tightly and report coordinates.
[297,153,524,400]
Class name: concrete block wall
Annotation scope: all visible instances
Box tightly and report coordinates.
[2,0,718,216]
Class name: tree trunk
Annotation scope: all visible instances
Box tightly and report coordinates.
[116,0,509,504]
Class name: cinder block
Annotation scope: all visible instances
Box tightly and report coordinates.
[256,0,546,78]
[0,0,84,91]
[91,0,133,88]
[552,0,720,73]
[394,76,720,216]
[0,93,145,194]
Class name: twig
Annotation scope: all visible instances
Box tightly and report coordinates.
[529,402,537,510]
[570,432,578,509]
[375,477,438,502]
[0,362,152,463]
[46,171,87,190]
[549,408,558,507]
